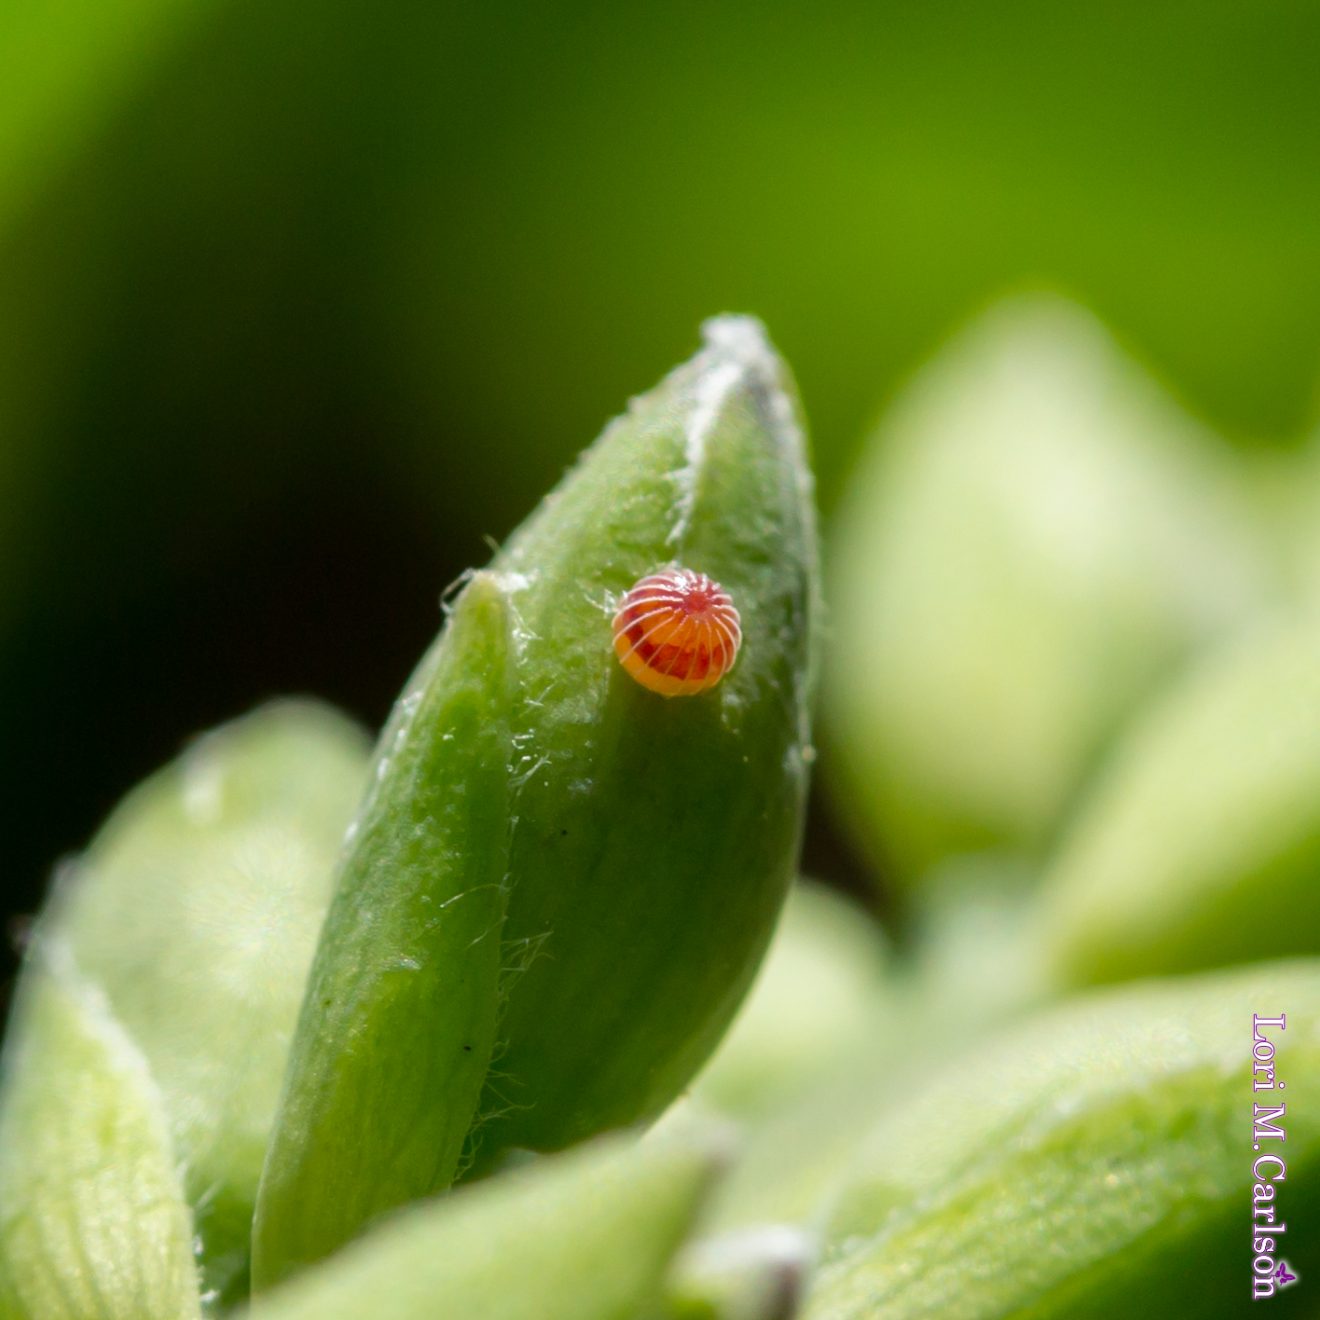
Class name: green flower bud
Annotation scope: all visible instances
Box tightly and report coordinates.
[253,316,818,1283]
[104,311,823,1296]
[468,314,818,1168]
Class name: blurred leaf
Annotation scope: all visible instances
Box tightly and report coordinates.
[827,295,1270,879]
[1255,435,1320,613]
[461,316,819,1171]
[670,865,1044,1260]
[0,940,201,1320]
[807,961,1320,1318]
[0,0,220,237]
[690,1074,882,1249]
[659,882,890,1320]
[47,701,369,1305]
[254,576,512,1288]
[901,856,1049,1029]
[1038,617,1320,986]
[689,882,886,1120]
[661,1053,906,1265]
[246,1129,728,1320]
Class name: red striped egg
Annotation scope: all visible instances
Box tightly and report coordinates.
[611,568,742,697]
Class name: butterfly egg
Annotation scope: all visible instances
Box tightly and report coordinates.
[611,568,742,697]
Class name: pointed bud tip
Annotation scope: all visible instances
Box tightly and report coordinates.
[693,314,813,492]
[696,315,792,406]
[699,313,775,367]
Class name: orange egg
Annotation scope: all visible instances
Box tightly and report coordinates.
[611,568,742,697]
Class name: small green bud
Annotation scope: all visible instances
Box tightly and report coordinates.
[468,314,819,1168]
[254,317,817,1277]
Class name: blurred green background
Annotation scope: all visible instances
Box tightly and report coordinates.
[3,0,1320,985]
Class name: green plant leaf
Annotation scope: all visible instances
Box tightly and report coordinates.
[827,295,1269,879]
[1275,435,1320,611]
[673,882,1047,1271]
[0,940,201,1320]
[806,961,1320,1319]
[253,574,513,1288]
[684,1070,882,1251]
[246,1129,728,1320]
[465,314,819,1171]
[46,701,370,1306]
[1038,617,1320,986]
